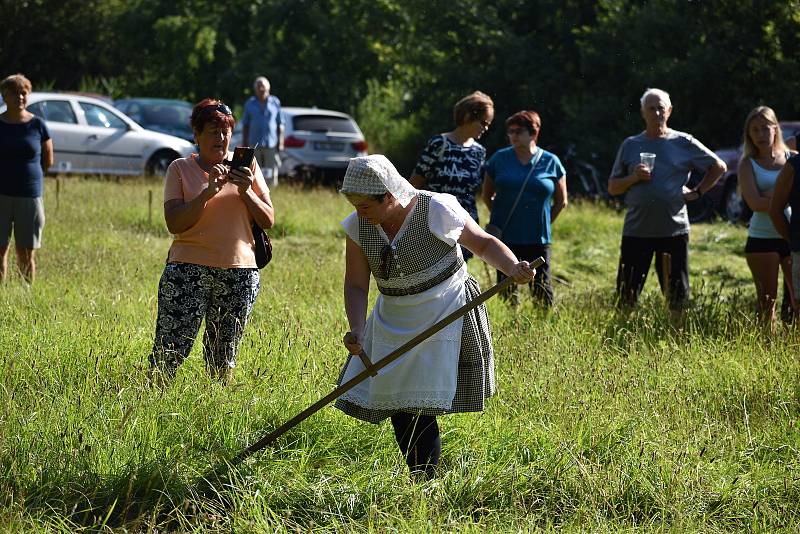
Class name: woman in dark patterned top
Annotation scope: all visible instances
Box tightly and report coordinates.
[336,155,535,479]
[410,91,493,260]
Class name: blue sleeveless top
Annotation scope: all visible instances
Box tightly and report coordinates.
[748,156,791,239]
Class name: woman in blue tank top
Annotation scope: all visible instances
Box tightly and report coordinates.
[739,106,796,325]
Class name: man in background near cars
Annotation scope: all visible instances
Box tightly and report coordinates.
[242,76,284,187]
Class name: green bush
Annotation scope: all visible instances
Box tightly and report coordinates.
[355,78,425,176]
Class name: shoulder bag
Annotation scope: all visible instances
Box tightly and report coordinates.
[253,223,272,268]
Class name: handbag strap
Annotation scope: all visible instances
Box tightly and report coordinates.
[498,147,543,233]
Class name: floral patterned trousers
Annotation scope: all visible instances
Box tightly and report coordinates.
[149,262,260,376]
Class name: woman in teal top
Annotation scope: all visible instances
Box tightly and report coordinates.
[482,110,567,306]
[739,106,796,325]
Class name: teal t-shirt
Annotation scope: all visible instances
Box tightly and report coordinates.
[485,147,565,245]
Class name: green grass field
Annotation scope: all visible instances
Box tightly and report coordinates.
[1,177,798,532]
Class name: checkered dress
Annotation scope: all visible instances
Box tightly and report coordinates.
[335,192,495,423]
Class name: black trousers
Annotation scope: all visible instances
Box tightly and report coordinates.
[616,234,690,310]
[390,413,441,477]
[496,243,553,306]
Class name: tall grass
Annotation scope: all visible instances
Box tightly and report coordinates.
[0,178,798,531]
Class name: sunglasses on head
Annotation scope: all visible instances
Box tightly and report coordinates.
[202,102,233,116]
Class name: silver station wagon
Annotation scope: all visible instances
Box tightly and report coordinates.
[4,92,195,176]
[279,107,368,183]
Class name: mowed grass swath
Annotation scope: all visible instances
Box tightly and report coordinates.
[1,177,799,532]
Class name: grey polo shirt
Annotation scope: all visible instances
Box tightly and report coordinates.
[610,130,718,237]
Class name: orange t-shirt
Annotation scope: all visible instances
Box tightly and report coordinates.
[164,155,269,268]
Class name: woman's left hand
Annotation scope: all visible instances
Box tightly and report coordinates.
[509,261,536,284]
[228,166,254,194]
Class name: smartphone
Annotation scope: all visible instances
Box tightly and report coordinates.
[226,146,255,170]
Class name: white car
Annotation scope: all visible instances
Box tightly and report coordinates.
[233,107,367,182]
[2,92,195,176]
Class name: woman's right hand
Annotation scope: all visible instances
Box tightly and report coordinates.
[343,331,363,355]
[508,261,536,284]
[206,163,228,197]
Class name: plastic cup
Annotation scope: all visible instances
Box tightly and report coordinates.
[640,152,656,172]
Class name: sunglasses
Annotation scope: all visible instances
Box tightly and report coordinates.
[479,118,491,129]
[201,102,233,116]
[506,127,529,136]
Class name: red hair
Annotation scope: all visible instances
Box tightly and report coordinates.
[505,110,541,141]
[191,98,235,134]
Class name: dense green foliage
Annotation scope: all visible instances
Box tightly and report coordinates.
[3,1,800,173]
[1,178,799,531]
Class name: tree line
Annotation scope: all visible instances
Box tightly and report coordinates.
[3,0,800,176]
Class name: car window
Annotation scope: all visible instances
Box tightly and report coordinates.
[27,102,46,120]
[120,104,143,124]
[292,115,359,134]
[29,100,78,124]
[143,105,192,127]
[79,102,127,129]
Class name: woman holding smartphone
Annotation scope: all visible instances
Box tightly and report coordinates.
[148,98,274,383]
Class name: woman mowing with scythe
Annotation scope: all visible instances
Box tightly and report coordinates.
[335,155,535,479]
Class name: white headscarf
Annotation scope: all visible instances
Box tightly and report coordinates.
[339,155,416,207]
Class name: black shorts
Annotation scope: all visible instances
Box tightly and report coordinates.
[616,234,690,310]
[744,237,790,258]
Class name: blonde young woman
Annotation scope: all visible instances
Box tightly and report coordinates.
[738,106,797,324]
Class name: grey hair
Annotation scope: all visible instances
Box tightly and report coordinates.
[253,76,270,90]
[640,88,671,109]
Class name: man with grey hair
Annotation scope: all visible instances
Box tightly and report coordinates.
[639,87,671,109]
[242,76,284,186]
[608,87,726,312]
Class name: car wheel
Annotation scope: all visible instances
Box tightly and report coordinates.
[723,180,746,223]
[146,150,179,177]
